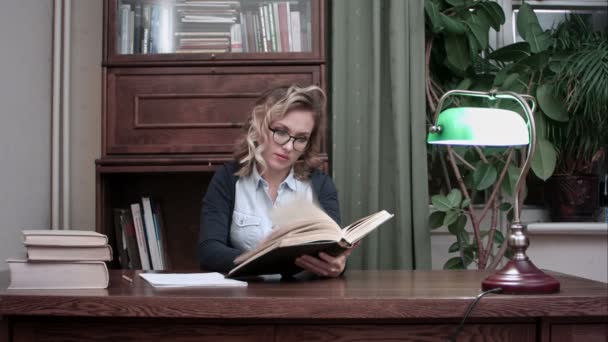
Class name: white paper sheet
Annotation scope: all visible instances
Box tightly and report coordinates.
[139,272,247,287]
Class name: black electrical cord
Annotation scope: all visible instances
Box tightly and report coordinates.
[446,287,503,342]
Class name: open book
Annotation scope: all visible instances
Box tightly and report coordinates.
[228,199,393,278]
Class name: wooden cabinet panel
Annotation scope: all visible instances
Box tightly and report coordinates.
[0,316,8,342]
[275,324,536,342]
[551,323,608,342]
[13,320,273,342]
[105,66,321,156]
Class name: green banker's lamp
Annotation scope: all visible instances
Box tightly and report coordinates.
[427,89,560,294]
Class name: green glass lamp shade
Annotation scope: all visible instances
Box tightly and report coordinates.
[427,107,530,146]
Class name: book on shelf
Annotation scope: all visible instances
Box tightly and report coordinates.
[26,245,113,262]
[22,230,108,247]
[113,208,130,268]
[228,199,394,278]
[7,259,109,290]
[142,197,164,270]
[151,199,171,269]
[115,197,168,271]
[113,208,142,269]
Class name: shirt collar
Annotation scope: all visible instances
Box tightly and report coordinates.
[252,164,297,191]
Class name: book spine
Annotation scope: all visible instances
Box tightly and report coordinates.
[239,12,248,52]
[230,23,242,52]
[273,2,282,52]
[121,209,142,269]
[112,209,129,268]
[133,3,142,53]
[130,203,151,270]
[142,197,163,270]
[258,5,268,52]
[119,4,131,54]
[128,9,135,53]
[290,11,301,52]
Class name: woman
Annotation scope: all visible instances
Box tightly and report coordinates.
[198,85,352,277]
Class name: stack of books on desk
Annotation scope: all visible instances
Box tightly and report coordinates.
[6,230,111,289]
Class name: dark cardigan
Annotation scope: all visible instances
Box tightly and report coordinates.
[197,161,341,272]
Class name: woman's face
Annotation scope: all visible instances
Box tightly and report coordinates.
[262,109,315,175]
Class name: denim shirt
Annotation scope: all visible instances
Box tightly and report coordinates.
[230,166,313,252]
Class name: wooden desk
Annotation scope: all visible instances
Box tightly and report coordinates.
[0,270,606,341]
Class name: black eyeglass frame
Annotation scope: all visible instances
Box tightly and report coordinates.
[268,127,310,152]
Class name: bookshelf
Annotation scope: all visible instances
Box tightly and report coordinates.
[97,0,327,270]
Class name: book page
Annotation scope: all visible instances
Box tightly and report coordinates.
[233,199,341,265]
[139,273,247,288]
[271,197,338,233]
[343,211,394,244]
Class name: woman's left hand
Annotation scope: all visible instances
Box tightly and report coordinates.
[295,248,355,278]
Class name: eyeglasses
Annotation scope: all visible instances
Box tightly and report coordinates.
[269,127,310,152]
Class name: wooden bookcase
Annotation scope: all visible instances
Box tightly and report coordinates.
[97,0,327,270]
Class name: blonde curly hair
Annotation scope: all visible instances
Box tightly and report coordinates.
[234,84,326,180]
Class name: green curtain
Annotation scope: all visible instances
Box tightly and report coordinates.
[331,0,430,269]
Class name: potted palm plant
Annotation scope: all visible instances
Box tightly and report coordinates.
[544,15,608,221]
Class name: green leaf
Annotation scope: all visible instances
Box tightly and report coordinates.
[456,78,473,90]
[498,202,512,212]
[447,189,463,208]
[516,3,552,53]
[507,209,514,222]
[462,249,474,266]
[483,147,509,156]
[516,51,550,70]
[493,230,505,245]
[537,84,569,122]
[488,42,531,62]
[444,257,465,270]
[534,111,547,139]
[457,229,470,245]
[448,215,467,235]
[425,1,444,33]
[443,210,460,226]
[479,2,505,31]
[501,73,526,93]
[445,34,472,73]
[429,211,446,230]
[473,162,498,190]
[440,14,467,34]
[448,241,460,253]
[484,1,506,27]
[467,32,480,59]
[493,64,515,86]
[531,138,557,181]
[431,194,452,212]
[500,165,521,197]
[446,0,467,6]
[461,198,471,209]
[464,20,489,50]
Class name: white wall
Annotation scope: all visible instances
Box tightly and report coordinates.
[0,0,53,268]
[0,0,101,271]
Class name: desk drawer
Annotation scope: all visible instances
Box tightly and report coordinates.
[13,320,273,342]
[276,323,536,341]
[105,66,320,155]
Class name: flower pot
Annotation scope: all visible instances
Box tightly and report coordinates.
[545,174,599,222]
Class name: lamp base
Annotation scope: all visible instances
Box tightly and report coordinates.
[482,259,560,294]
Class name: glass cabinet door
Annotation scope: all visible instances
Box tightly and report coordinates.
[109,0,319,60]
